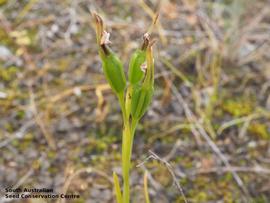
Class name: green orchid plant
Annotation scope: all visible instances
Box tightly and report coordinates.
[93,13,155,203]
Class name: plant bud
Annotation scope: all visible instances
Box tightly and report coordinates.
[128,34,150,85]
[93,13,126,94]
[130,43,155,119]
[101,49,127,93]
[128,50,146,85]
[131,85,153,119]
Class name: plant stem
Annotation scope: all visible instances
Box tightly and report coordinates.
[122,124,131,203]
[117,92,130,203]
[123,118,138,203]
[117,92,139,203]
[122,119,138,203]
[117,92,127,124]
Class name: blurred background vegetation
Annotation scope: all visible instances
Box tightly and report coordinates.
[0,0,270,202]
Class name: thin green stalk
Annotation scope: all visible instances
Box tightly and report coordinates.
[122,124,131,203]
[118,94,139,203]
[123,118,139,203]
[117,92,127,123]
[129,118,139,166]
[117,92,131,203]
[131,119,138,139]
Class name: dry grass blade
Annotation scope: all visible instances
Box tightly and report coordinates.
[139,0,167,45]
[171,85,250,201]
[144,171,151,203]
[137,150,188,203]
[29,86,56,150]
[192,166,270,176]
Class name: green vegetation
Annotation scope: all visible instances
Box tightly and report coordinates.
[1,1,269,202]
[93,13,155,203]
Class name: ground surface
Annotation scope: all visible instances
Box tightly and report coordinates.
[0,0,270,202]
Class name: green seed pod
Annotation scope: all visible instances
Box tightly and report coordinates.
[128,50,146,85]
[128,34,150,85]
[131,85,153,119]
[101,46,126,93]
[130,44,155,119]
[93,13,126,94]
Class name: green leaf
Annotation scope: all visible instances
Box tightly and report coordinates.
[113,172,123,203]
